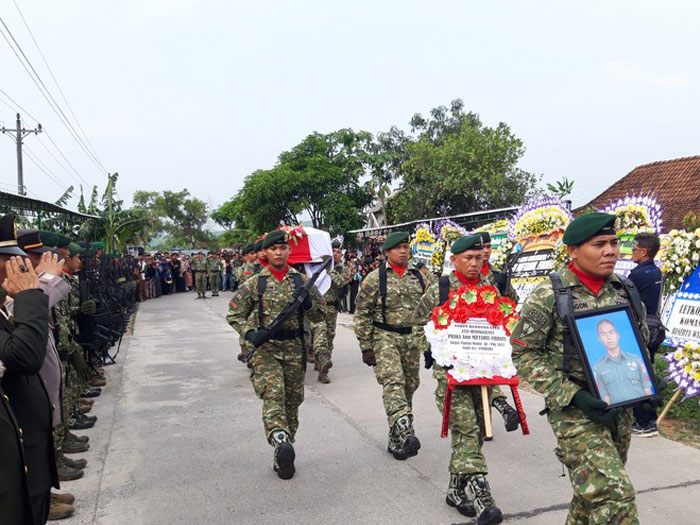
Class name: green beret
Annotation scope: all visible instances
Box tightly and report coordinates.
[91,241,105,251]
[68,242,84,257]
[331,240,341,249]
[55,233,71,248]
[476,231,491,244]
[563,213,617,246]
[38,231,58,248]
[253,240,263,252]
[451,235,484,255]
[241,243,253,255]
[262,230,289,249]
[382,231,409,252]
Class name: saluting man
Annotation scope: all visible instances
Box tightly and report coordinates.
[226,230,324,479]
[510,213,650,524]
[412,235,508,525]
[353,231,427,461]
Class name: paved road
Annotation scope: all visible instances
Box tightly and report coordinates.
[63,291,700,524]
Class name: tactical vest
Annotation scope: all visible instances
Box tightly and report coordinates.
[256,272,304,341]
[374,262,425,335]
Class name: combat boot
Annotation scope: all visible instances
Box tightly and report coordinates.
[446,473,476,517]
[317,357,332,383]
[492,397,520,432]
[465,474,503,525]
[317,372,330,384]
[89,376,106,387]
[62,435,89,453]
[271,431,295,480]
[78,401,92,414]
[57,457,84,481]
[68,414,95,431]
[57,450,87,469]
[390,414,421,460]
[81,387,101,398]
[48,501,74,520]
[51,492,75,505]
[66,430,89,444]
[387,425,401,455]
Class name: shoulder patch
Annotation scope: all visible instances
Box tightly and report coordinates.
[523,309,548,327]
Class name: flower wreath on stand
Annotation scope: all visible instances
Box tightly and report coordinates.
[475,219,513,270]
[601,194,663,236]
[660,228,700,294]
[663,344,700,404]
[425,284,519,381]
[431,219,467,273]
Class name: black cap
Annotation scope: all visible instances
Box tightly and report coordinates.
[0,215,27,256]
[18,229,52,254]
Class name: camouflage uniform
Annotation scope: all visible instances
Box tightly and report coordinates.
[206,256,224,296]
[411,272,492,475]
[226,266,324,442]
[353,264,427,427]
[510,266,649,525]
[236,261,256,284]
[313,265,353,367]
[191,257,208,296]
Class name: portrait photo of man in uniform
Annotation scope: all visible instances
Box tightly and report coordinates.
[573,308,656,407]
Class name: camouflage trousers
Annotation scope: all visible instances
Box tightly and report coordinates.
[547,406,637,525]
[208,272,221,294]
[195,272,207,293]
[433,367,488,475]
[311,306,337,365]
[371,330,422,427]
[53,360,68,451]
[250,342,305,443]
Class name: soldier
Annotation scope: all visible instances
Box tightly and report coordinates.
[313,240,353,384]
[510,212,650,524]
[206,252,224,297]
[191,253,208,298]
[354,231,427,461]
[236,244,257,285]
[411,235,506,524]
[226,229,324,479]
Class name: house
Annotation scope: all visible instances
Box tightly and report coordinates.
[579,155,700,231]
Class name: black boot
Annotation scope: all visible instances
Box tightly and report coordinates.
[391,415,421,460]
[271,431,295,480]
[57,450,87,470]
[446,473,476,517]
[56,455,84,481]
[492,397,520,432]
[465,474,503,525]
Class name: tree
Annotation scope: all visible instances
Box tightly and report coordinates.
[217,129,373,236]
[388,100,539,222]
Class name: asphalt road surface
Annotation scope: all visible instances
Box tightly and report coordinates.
[62,291,700,524]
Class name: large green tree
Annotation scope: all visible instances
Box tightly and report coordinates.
[388,100,539,222]
[215,129,373,236]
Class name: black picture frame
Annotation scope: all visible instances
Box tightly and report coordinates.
[568,304,659,409]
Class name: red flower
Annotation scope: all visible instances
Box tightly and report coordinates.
[487,308,505,327]
[453,305,470,323]
[472,302,489,317]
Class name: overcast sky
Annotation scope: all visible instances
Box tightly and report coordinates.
[1,0,698,215]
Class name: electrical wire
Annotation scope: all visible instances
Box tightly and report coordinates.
[11,0,105,167]
[0,16,108,176]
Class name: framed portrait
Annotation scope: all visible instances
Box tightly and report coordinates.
[569,305,659,409]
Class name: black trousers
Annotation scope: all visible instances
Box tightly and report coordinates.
[634,346,658,427]
[349,281,359,314]
[30,490,50,525]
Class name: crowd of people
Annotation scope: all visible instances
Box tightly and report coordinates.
[0,214,148,524]
[225,217,665,525]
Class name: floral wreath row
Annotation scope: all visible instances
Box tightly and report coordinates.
[431,284,519,336]
[508,196,572,240]
[601,194,663,236]
[663,343,700,403]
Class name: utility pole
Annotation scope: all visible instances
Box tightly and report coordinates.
[1,113,42,196]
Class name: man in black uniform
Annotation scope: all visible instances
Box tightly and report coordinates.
[629,232,663,437]
[0,214,57,524]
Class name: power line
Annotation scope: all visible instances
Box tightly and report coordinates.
[11,0,105,167]
[36,133,91,187]
[0,16,108,176]
[23,145,69,191]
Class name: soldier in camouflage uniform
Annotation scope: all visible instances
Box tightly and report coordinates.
[510,213,650,525]
[313,240,353,384]
[354,231,427,461]
[235,244,257,286]
[206,252,224,296]
[191,253,208,298]
[227,230,324,479]
[411,235,506,524]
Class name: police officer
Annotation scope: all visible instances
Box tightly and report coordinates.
[629,232,663,436]
[226,230,324,479]
[510,212,649,525]
[354,231,427,461]
[412,235,506,524]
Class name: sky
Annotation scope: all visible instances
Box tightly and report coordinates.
[1,0,699,216]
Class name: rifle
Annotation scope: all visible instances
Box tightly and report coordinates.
[243,256,332,362]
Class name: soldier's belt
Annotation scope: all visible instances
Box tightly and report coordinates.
[372,321,412,335]
[269,329,304,341]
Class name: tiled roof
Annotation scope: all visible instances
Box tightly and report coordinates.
[577,155,700,232]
